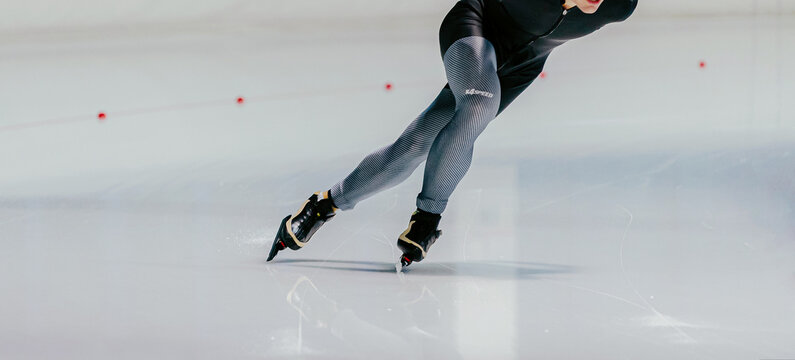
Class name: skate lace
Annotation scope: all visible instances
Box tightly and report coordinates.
[293,197,335,238]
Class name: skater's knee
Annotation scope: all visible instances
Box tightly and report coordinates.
[440,95,499,145]
[457,90,500,118]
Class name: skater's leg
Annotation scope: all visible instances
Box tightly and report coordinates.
[329,88,456,210]
[416,36,501,214]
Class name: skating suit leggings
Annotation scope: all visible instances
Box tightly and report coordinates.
[330,1,537,214]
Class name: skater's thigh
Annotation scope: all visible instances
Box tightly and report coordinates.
[442,36,499,96]
[441,36,501,128]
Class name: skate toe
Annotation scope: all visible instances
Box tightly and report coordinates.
[267,215,292,261]
[400,255,413,267]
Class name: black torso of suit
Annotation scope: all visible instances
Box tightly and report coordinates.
[439,0,637,111]
[490,0,636,72]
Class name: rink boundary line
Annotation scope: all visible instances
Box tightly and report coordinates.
[0,79,439,133]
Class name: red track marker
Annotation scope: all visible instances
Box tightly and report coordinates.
[699,60,706,69]
[385,83,393,91]
[97,112,106,120]
[236,97,245,104]
[539,72,547,79]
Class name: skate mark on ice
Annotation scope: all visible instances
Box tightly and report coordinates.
[541,279,648,311]
[371,230,406,278]
[368,227,405,276]
[315,222,370,275]
[285,275,342,354]
[527,180,616,213]
[286,276,339,323]
[617,205,698,345]
[402,285,442,307]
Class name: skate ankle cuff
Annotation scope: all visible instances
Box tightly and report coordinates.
[314,190,339,213]
[414,208,441,219]
[325,190,339,211]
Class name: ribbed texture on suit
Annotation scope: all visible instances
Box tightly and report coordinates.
[331,36,500,214]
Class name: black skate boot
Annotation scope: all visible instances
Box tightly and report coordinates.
[267,190,337,261]
[397,209,442,268]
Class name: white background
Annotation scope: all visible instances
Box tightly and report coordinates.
[1,1,793,359]
[2,0,795,34]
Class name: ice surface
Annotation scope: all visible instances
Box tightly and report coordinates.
[1,14,794,360]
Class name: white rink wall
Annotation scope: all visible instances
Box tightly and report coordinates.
[2,0,794,33]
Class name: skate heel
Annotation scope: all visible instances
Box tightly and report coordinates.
[396,213,443,268]
[400,255,413,267]
[397,238,425,264]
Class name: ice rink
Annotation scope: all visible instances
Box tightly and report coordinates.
[1,4,794,360]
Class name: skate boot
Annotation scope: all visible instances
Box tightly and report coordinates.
[397,209,442,268]
[267,190,337,261]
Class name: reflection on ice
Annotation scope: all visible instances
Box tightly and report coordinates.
[271,274,458,360]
